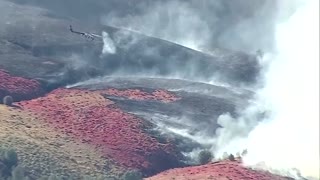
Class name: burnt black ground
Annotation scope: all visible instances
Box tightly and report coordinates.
[0,0,261,90]
[70,77,253,158]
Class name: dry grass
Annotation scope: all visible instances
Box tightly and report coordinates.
[0,105,120,179]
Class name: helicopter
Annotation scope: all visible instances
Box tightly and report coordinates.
[69,25,102,40]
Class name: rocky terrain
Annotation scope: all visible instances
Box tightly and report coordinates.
[0,0,301,180]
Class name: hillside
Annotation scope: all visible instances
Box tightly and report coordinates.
[146,160,294,180]
[0,0,305,180]
[0,71,296,180]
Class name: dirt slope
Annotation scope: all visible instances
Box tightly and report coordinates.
[0,105,120,179]
[0,70,44,101]
[16,88,183,176]
[146,160,294,180]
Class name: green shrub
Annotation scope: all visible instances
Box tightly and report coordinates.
[228,154,235,161]
[222,152,229,160]
[0,148,19,179]
[47,174,64,180]
[83,175,95,180]
[37,176,49,180]
[3,96,13,106]
[122,170,142,180]
[11,165,25,180]
[241,149,248,156]
[3,149,18,168]
[0,159,11,179]
[0,148,32,180]
[83,175,109,180]
[198,150,213,165]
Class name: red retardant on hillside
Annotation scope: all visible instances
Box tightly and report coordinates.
[146,160,294,180]
[18,88,182,175]
[99,88,180,103]
[0,69,44,101]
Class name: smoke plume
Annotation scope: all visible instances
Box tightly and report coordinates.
[102,31,116,55]
[212,0,319,179]
[101,0,278,53]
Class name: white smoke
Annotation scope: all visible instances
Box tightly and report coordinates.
[101,1,210,51]
[101,0,277,53]
[102,31,116,55]
[212,0,319,179]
